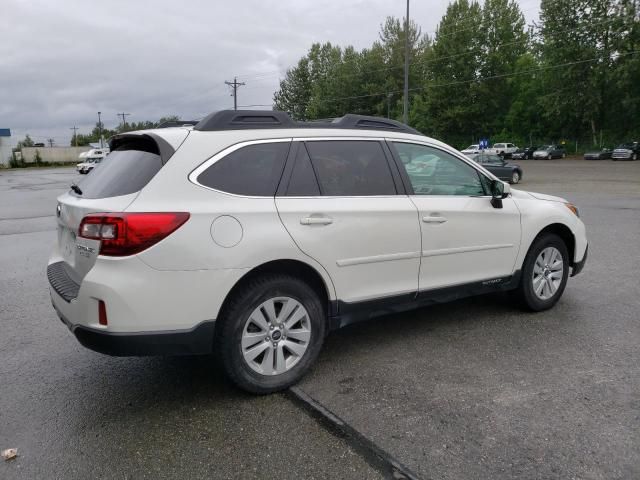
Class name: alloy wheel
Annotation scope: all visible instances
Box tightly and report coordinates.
[532,247,564,300]
[241,297,311,376]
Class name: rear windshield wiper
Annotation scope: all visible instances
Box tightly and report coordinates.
[70,183,83,195]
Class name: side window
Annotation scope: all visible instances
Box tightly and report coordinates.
[197,141,290,196]
[286,144,320,196]
[305,140,396,196]
[392,142,486,196]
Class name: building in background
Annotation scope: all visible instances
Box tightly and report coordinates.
[0,129,11,167]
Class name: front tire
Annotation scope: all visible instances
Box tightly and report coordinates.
[633,153,638,161]
[215,274,326,394]
[514,233,570,311]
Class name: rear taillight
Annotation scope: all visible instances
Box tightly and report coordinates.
[78,212,190,256]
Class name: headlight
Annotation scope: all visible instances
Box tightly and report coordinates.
[565,203,580,217]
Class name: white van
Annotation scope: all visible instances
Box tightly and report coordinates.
[76,149,109,174]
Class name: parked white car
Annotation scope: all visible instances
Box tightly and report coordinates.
[460,144,480,155]
[49,111,588,393]
[485,142,519,158]
[76,148,109,173]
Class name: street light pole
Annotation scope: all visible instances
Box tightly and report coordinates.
[403,0,410,125]
[97,111,103,148]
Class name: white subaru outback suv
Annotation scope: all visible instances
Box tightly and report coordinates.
[48,110,588,393]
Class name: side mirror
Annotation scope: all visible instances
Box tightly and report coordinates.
[490,180,510,208]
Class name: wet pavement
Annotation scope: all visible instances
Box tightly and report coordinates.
[1,161,639,479]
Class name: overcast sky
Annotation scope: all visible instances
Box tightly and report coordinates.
[1,0,539,146]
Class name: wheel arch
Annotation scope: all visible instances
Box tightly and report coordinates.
[531,223,575,265]
[215,259,334,333]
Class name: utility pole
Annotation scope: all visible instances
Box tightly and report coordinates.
[70,126,78,147]
[224,77,245,110]
[47,138,54,147]
[403,0,410,125]
[97,111,103,148]
[117,112,131,130]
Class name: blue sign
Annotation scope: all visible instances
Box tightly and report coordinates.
[479,138,489,150]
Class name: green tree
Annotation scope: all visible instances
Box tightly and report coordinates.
[414,0,484,145]
[504,53,545,145]
[273,57,312,120]
[608,0,640,141]
[536,0,620,144]
[16,134,34,149]
[477,0,528,135]
[272,17,427,121]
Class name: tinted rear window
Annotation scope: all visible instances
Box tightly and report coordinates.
[76,139,163,199]
[197,142,290,196]
[286,144,321,196]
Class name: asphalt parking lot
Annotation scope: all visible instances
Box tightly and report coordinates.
[1,160,639,479]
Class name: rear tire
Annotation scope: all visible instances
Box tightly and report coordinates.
[215,274,326,394]
[510,171,521,184]
[514,233,570,312]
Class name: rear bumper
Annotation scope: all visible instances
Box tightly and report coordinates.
[53,302,215,356]
[571,244,588,277]
[47,253,247,356]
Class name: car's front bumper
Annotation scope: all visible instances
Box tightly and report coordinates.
[571,244,588,276]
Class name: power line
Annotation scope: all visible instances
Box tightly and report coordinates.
[231,0,544,83]
[311,14,631,85]
[224,77,246,110]
[117,112,131,128]
[306,49,640,105]
[70,126,78,147]
[403,0,410,125]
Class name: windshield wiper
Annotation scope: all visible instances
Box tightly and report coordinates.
[70,183,83,195]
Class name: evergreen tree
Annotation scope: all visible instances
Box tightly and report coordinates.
[416,0,484,145]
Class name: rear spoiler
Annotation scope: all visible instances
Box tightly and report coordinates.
[108,133,176,164]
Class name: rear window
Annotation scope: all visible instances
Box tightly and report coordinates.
[76,138,163,199]
[197,141,290,196]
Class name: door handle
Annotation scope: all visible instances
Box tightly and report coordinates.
[422,215,447,224]
[300,216,333,226]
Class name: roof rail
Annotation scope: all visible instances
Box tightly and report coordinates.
[193,110,421,135]
[194,110,295,131]
[331,114,421,134]
[156,120,199,128]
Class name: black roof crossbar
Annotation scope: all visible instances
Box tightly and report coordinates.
[193,110,421,135]
[156,120,199,128]
[195,110,295,131]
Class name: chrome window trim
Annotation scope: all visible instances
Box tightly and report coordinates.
[188,138,293,198]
